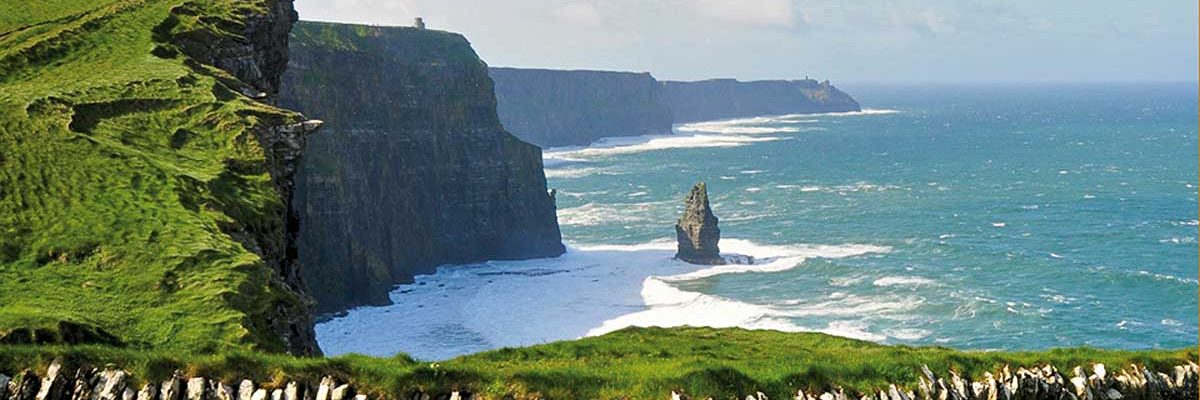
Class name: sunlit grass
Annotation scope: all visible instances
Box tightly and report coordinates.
[1,327,1193,399]
[0,0,307,353]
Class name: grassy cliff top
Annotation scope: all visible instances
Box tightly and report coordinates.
[289,20,482,65]
[0,327,1193,399]
[0,0,308,353]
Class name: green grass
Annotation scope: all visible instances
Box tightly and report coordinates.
[0,327,1193,399]
[289,21,482,65]
[0,0,308,353]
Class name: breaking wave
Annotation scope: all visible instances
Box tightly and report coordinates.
[315,238,898,360]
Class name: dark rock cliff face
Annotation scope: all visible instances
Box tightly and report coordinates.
[169,0,298,102]
[661,78,861,123]
[489,67,673,148]
[168,0,320,355]
[279,22,565,314]
[675,183,723,265]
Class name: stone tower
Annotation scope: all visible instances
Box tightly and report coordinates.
[414,17,426,30]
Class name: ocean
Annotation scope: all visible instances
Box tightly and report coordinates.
[315,83,1199,360]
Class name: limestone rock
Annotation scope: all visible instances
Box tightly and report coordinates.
[314,378,333,400]
[238,382,254,400]
[328,386,349,400]
[10,370,41,400]
[185,379,204,400]
[35,360,66,400]
[93,370,127,400]
[159,375,182,400]
[210,382,234,400]
[135,384,154,400]
[675,183,724,265]
[282,382,298,400]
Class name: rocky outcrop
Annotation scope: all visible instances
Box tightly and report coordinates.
[489,68,673,148]
[661,78,861,123]
[3,360,1195,400]
[675,183,723,265]
[673,363,1200,400]
[167,0,300,101]
[0,360,469,400]
[279,22,565,313]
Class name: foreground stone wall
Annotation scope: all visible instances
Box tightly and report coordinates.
[2,360,1193,400]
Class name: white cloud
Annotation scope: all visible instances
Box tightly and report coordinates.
[889,7,955,36]
[296,0,417,26]
[551,2,603,27]
[689,0,796,28]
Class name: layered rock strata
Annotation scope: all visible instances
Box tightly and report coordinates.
[488,68,673,148]
[279,22,565,314]
[675,183,724,265]
[661,78,861,123]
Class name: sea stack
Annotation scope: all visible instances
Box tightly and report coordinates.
[675,183,724,265]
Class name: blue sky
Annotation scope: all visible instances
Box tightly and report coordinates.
[295,0,1198,84]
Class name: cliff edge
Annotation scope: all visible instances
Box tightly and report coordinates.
[0,0,319,354]
[662,78,861,123]
[279,21,565,314]
[489,68,674,148]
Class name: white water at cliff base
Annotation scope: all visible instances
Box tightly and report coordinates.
[315,238,889,360]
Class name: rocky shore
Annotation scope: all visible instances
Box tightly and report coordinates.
[2,360,1194,400]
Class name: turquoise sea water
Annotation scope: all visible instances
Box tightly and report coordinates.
[317,83,1199,359]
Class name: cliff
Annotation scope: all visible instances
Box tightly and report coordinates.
[0,0,319,354]
[279,22,565,314]
[489,68,673,148]
[661,78,861,123]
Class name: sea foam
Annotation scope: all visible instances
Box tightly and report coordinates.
[315,238,894,360]
[543,133,780,159]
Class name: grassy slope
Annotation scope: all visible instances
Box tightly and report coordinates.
[0,0,305,353]
[0,327,1193,399]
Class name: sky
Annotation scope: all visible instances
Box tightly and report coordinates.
[295,0,1198,84]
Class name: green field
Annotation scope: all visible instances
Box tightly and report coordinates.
[0,327,1193,399]
[0,0,311,353]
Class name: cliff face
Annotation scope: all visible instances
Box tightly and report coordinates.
[279,22,565,314]
[661,78,861,123]
[0,0,318,354]
[489,68,673,148]
[170,0,320,356]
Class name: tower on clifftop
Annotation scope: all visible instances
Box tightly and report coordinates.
[414,17,426,30]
